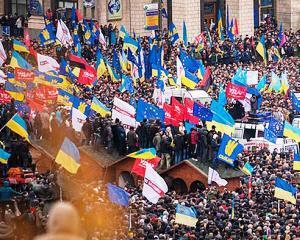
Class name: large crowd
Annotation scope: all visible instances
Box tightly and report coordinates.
[0,10,298,239]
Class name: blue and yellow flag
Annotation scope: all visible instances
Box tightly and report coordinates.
[96,50,107,79]
[183,21,188,46]
[39,24,56,45]
[217,134,243,167]
[267,71,281,93]
[256,75,267,92]
[293,153,300,171]
[256,36,267,65]
[169,22,179,45]
[0,148,10,164]
[57,89,75,107]
[280,71,289,94]
[91,96,111,117]
[241,162,254,175]
[55,137,80,174]
[73,97,90,116]
[6,113,30,142]
[13,40,29,53]
[127,148,157,159]
[181,70,199,89]
[5,81,25,102]
[119,25,128,39]
[119,75,134,94]
[274,178,297,204]
[283,121,300,142]
[106,62,120,82]
[175,204,198,227]
[217,9,224,40]
[10,51,32,69]
[123,35,139,53]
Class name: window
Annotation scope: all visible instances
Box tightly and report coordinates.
[57,0,78,9]
[7,0,29,16]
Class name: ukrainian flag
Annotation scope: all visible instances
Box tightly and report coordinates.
[10,51,32,69]
[127,148,156,159]
[96,50,107,79]
[280,71,289,95]
[0,148,10,164]
[283,121,300,142]
[55,137,80,174]
[120,50,129,72]
[274,177,297,204]
[217,9,224,41]
[294,153,300,171]
[5,81,25,102]
[13,40,29,53]
[169,22,179,45]
[123,35,138,53]
[241,162,254,175]
[106,62,120,82]
[6,113,30,142]
[57,89,75,107]
[175,205,198,227]
[119,25,128,39]
[181,70,199,89]
[256,36,267,65]
[91,96,111,117]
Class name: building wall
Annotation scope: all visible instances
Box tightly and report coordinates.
[227,0,254,37]
[0,2,4,16]
[276,0,300,31]
[172,0,201,42]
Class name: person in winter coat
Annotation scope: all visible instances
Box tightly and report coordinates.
[158,134,172,170]
[190,128,198,160]
[127,126,138,154]
[34,202,84,240]
[174,133,184,164]
[82,118,93,145]
[152,131,162,156]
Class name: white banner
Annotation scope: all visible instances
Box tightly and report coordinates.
[56,20,73,47]
[247,71,259,85]
[208,167,228,186]
[71,108,87,132]
[142,164,168,204]
[111,97,137,128]
[37,53,60,73]
[0,40,7,66]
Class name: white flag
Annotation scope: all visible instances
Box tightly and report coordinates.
[71,107,87,132]
[37,53,60,73]
[0,40,7,66]
[176,57,184,87]
[56,19,73,47]
[143,164,168,204]
[208,167,228,186]
[99,29,107,50]
[111,97,136,128]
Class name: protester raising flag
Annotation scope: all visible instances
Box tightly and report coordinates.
[241,162,254,175]
[55,137,80,174]
[142,164,168,204]
[91,96,111,117]
[256,36,267,65]
[4,113,30,142]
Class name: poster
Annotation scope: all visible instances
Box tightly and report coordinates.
[84,0,95,8]
[107,0,122,20]
[144,3,159,30]
[29,0,43,16]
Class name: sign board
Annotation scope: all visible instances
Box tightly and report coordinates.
[84,0,95,8]
[144,3,159,30]
[107,0,122,20]
[247,71,258,85]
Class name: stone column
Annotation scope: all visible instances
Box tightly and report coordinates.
[276,0,300,31]
[172,0,201,42]
[227,0,254,37]
[0,2,4,16]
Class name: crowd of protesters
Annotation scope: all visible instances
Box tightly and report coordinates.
[0,10,298,239]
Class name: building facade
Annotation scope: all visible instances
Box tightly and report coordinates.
[0,0,299,39]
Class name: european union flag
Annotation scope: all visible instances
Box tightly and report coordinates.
[179,49,200,74]
[264,128,277,144]
[193,103,213,121]
[268,117,283,137]
[136,99,165,122]
[217,134,243,167]
[291,92,300,112]
[107,183,129,206]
